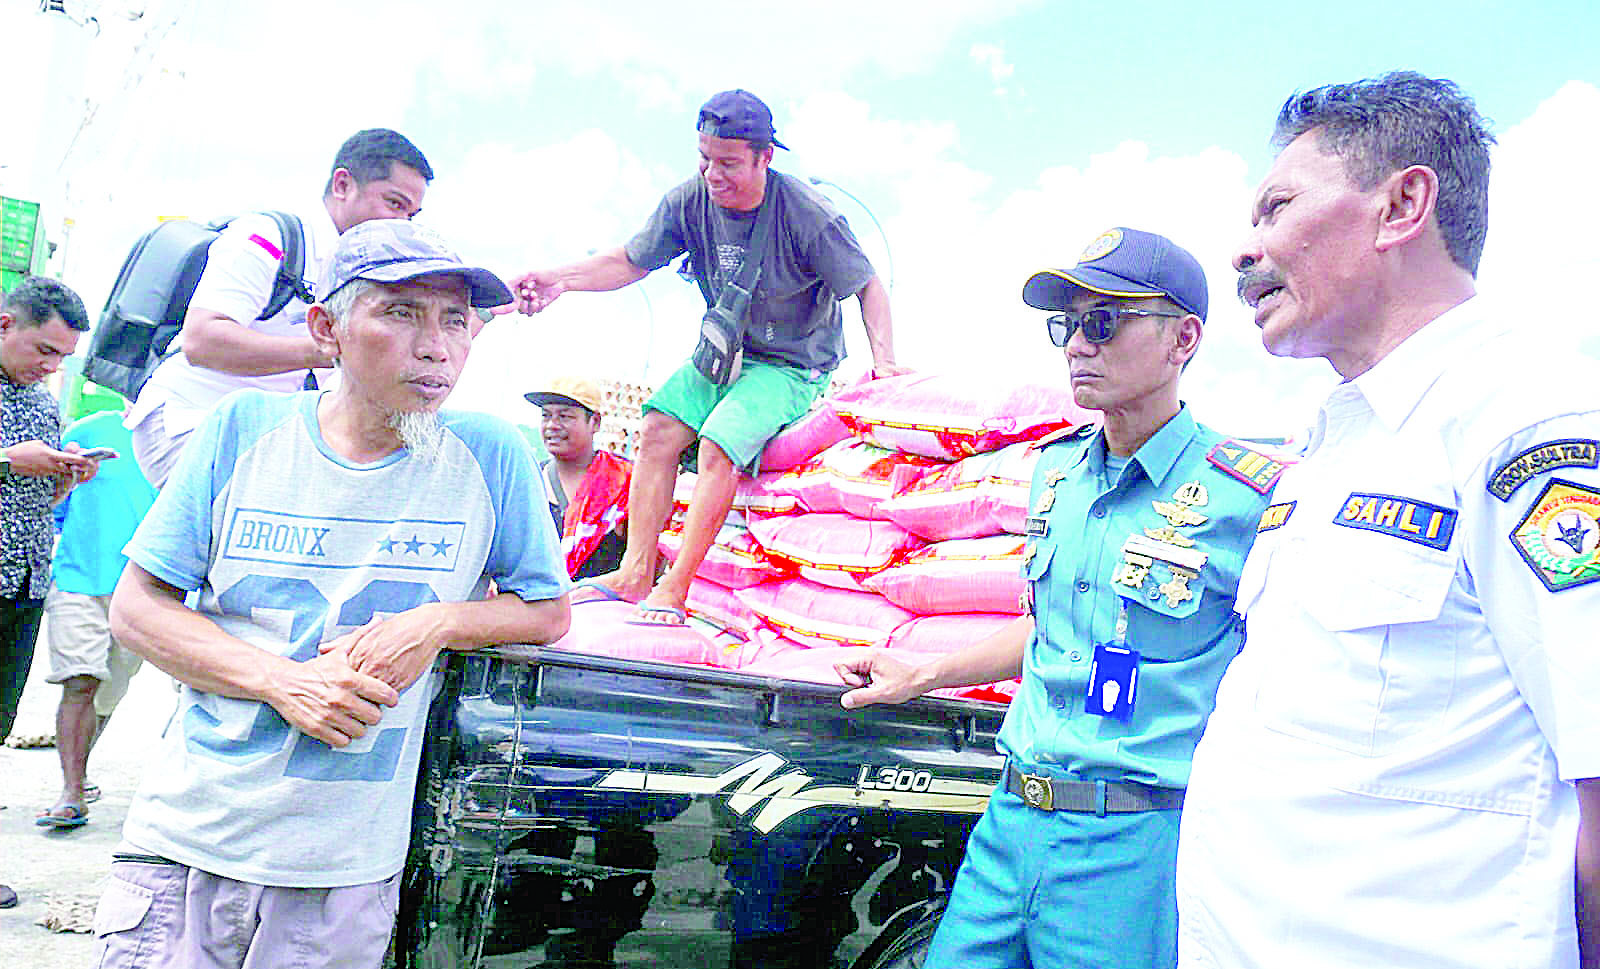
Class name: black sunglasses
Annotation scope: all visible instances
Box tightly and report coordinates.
[1045,307,1184,347]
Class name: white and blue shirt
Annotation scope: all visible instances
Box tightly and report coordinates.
[121,389,566,887]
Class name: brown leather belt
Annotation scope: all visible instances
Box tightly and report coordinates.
[1006,764,1184,815]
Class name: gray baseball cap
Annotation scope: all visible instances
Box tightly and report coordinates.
[320,219,512,308]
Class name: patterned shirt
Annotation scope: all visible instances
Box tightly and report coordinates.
[2,370,61,600]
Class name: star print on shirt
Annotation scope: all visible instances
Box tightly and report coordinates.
[431,538,454,557]
[403,535,425,555]
[377,537,398,554]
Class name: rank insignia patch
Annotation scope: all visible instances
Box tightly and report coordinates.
[1333,492,1457,551]
[1510,478,1600,592]
[1486,440,1598,501]
[1257,501,1296,533]
[1206,441,1287,495]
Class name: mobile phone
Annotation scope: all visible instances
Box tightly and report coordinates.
[79,447,119,460]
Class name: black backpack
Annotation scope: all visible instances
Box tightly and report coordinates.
[82,211,310,400]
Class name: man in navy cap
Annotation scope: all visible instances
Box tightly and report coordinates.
[838,228,1278,969]
[95,220,571,968]
[509,89,905,626]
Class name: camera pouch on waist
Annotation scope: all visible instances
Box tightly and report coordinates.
[692,286,750,385]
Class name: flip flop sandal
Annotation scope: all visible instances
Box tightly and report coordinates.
[623,604,688,627]
[36,804,89,829]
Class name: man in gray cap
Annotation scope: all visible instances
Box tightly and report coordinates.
[837,228,1277,969]
[509,89,905,626]
[95,219,571,968]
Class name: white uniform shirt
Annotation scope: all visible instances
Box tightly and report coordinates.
[125,203,340,438]
[1176,298,1600,969]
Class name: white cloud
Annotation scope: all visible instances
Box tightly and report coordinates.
[969,42,1018,98]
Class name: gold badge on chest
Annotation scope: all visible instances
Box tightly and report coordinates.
[1152,480,1210,528]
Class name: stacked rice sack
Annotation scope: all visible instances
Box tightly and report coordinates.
[558,372,1095,706]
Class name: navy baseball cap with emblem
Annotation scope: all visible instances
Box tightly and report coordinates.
[1022,227,1208,321]
[698,89,789,150]
[321,218,512,308]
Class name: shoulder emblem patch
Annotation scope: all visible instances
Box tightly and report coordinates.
[1510,478,1600,592]
[1206,441,1287,495]
[1332,492,1457,551]
[1257,501,1296,533]
[1486,439,1598,501]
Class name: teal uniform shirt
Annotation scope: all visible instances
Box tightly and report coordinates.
[997,405,1275,789]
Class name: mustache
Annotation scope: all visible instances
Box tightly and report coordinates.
[1237,269,1285,304]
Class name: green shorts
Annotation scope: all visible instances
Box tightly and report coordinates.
[645,358,829,472]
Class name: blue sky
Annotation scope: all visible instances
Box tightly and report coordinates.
[5,0,1597,436]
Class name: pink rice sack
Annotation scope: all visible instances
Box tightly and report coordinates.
[746,513,925,591]
[660,519,791,589]
[548,600,715,665]
[735,578,914,649]
[930,678,1022,705]
[758,399,852,472]
[884,612,1022,656]
[685,577,760,639]
[863,535,1027,615]
[706,622,809,670]
[672,472,803,517]
[765,439,942,519]
[831,372,1093,460]
[880,440,1040,541]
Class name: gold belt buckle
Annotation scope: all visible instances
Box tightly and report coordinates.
[1019,772,1054,811]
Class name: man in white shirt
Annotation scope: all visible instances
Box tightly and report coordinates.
[1175,71,1600,968]
[125,128,433,487]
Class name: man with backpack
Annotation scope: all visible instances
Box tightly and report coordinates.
[123,128,433,487]
[510,89,905,626]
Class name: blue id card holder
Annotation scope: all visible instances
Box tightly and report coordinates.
[1085,641,1138,721]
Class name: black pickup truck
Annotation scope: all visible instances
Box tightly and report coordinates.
[394,645,1008,969]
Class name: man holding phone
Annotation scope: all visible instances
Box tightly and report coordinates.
[508,89,904,626]
[1,275,99,908]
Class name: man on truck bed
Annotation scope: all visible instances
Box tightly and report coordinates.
[838,228,1276,969]
[95,220,570,968]
[509,88,906,626]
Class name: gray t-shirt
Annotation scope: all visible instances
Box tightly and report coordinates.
[625,171,877,373]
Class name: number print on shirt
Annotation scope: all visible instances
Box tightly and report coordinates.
[184,573,440,781]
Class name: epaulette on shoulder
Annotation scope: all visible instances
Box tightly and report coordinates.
[1205,439,1289,495]
[1029,422,1098,452]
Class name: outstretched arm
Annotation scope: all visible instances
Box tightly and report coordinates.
[855,275,909,377]
[836,616,1031,709]
[509,247,649,314]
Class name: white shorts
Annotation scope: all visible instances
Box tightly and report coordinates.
[128,401,193,489]
[44,587,142,718]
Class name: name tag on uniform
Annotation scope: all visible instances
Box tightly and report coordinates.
[1085,642,1138,721]
[1333,492,1457,550]
[1026,515,1049,537]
